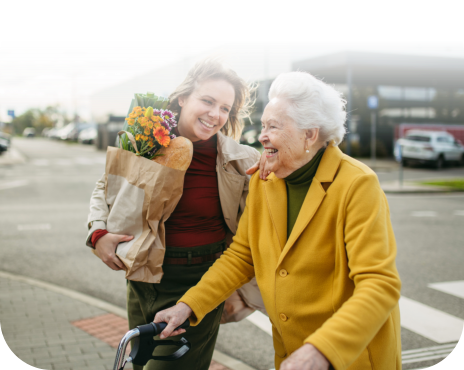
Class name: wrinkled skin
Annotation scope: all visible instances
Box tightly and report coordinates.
[258,98,323,179]
[280,343,330,370]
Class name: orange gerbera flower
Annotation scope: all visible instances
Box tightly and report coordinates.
[153,126,170,147]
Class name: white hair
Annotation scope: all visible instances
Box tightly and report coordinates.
[268,71,347,146]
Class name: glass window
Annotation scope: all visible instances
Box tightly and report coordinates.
[405,135,431,142]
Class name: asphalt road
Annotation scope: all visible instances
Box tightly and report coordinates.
[1,137,463,370]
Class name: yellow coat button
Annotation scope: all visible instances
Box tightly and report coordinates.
[280,313,288,321]
[279,269,288,277]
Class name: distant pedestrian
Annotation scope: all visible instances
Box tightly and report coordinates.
[156,72,402,370]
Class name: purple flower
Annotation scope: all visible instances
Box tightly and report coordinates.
[161,120,170,131]
[168,118,177,127]
[162,110,174,120]
[170,134,176,139]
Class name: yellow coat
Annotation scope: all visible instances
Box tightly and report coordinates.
[180,145,402,370]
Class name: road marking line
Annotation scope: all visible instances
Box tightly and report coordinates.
[411,211,437,217]
[454,210,464,216]
[429,281,464,300]
[0,180,29,191]
[17,223,51,231]
[402,342,456,364]
[403,343,457,355]
[246,311,272,336]
[31,159,50,166]
[399,296,464,343]
[212,350,256,370]
[55,159,73,166]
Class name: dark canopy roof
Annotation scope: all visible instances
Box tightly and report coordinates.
[292,51,464,89]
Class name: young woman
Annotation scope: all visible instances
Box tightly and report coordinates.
[86,59,262,370]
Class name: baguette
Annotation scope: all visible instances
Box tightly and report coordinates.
[153,137,193,171]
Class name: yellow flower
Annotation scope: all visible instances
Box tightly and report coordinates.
[129,112,138,119]
[147,121,153,129]
[127,119,135,126]
[144,127,151,136]
[135,134,141,141]
[148,141,154,147]
[142,135,148,141]
[140,117,149,127]
[144,106,154,118]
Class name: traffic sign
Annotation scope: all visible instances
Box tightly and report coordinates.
[7,110,15,118]
[367,96,378,110]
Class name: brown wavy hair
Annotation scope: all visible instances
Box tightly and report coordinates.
[168,58,256,141]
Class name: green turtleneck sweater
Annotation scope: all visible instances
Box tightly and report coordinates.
[284,148,325,238]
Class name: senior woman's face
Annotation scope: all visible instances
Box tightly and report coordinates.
[259,98,316,178]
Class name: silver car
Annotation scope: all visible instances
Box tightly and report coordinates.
[397,130,464,169]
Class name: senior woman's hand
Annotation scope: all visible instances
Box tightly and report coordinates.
[154,302,193,339]
[246,150,271,180]
[280,344,330,370]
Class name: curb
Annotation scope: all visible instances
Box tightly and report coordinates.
[0,270,257,370]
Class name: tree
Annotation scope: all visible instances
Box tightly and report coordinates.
[11,106,70,135]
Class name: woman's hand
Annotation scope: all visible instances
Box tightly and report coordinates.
[280,344,330,370]
[246,151,271,180]
[95,233,133,271]
[154,303,193,339]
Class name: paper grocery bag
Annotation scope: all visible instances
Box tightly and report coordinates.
[104,146,186,283]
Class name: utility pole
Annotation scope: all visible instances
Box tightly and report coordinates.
[367,95,379,169]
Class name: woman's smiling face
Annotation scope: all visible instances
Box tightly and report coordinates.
[259,98,319,178]
[177,79,235,142]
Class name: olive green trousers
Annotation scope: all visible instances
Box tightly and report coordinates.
[127,243,225,370]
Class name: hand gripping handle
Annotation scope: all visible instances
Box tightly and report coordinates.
[130,320,191,366]
[113,320,190,370]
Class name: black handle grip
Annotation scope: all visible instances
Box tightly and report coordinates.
[149,319,190,336]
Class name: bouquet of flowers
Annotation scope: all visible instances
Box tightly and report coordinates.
[120,104,177,159]
[94,93,193,283]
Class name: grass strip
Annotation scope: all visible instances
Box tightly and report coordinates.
[417,179,464,190]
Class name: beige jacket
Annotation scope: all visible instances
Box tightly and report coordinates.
[86,132,266,319]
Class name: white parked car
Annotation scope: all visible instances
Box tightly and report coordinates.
[396,130,464,169]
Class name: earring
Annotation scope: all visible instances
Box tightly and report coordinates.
[306,149,309,153]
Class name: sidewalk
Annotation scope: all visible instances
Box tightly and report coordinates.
[0,271,252,370]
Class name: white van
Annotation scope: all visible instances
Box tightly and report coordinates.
[397,130,464,169]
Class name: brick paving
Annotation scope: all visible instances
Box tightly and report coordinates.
[0,275,230,370]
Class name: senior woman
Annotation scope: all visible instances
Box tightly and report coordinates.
[154,72,402,370]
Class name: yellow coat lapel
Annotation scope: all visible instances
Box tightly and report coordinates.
[263,175,287,250]
[276,144,344,267]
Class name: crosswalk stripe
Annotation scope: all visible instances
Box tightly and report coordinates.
[403,343,456,356]
[429,281,464,300]
[246,311,272,336]
[402,342,456,364]
[399,296,464,343]
[0,180,29,191]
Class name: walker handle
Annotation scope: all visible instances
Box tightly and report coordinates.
[150,319,190,336]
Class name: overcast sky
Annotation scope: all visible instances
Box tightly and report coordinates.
[0,41,222,121]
